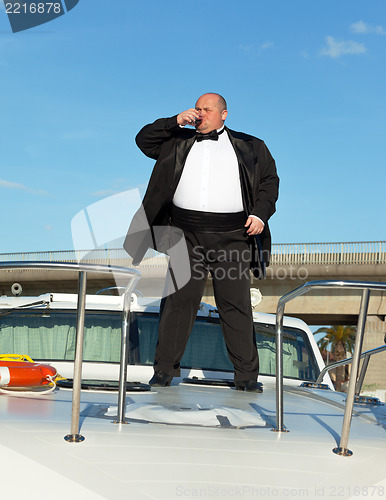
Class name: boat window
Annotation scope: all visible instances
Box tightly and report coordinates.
[133,313,319,381]
[134,314,233,371]
[0,310,122,363]
[0,310,318,381]
[255,324,318,381]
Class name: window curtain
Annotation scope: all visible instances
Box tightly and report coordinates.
[0,312,121,362]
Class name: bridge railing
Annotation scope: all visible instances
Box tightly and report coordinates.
[270,241,386,265]
[1,241,385,267]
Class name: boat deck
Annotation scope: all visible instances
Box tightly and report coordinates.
[1,380,385,499]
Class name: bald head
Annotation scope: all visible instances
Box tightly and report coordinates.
[196,93,227,112]
[195,93,228,133]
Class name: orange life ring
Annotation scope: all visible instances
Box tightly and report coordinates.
[0,361,57,388]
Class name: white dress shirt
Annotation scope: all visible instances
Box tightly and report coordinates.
[173,127,244,213]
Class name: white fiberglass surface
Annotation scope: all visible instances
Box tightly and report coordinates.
[0,384,385,500]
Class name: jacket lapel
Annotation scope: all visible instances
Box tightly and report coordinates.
[226,128,256,213]
[226,128,255,173]
[174,135,196,185]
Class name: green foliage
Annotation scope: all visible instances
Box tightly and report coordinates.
[362,383,379,391]
[314,325,356,391]
[314,325,356,358]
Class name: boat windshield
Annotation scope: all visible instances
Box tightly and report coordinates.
[0,309,319,381]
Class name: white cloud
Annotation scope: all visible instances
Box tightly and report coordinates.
[238,44,254,52]
[320,36,367,58]
[0,178,48,196]
[92,179,133,197]
[238,42,274,53]
[261,41,274,50]
[350,20,386,35]
[0,179,25,190]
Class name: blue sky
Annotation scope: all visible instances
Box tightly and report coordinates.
[0,0,385,254]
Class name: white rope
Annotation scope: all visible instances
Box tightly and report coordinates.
[0,375,57,397]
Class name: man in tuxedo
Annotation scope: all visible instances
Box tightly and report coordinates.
[124,93,279,392]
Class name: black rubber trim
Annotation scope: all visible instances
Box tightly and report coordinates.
[56,379,151,392]
[182,377,235,387]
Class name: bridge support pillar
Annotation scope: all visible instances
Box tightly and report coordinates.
[361,316,386,395]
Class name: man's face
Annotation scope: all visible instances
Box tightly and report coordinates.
[195,94,227,133]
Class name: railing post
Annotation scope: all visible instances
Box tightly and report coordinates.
[333,288,370,456]
[64,271,87,443]
[275,303,285,432]
[115,280,137,424]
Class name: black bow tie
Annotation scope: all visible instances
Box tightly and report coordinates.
[196,128,225,142]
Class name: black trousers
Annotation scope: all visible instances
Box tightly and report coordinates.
[154,228,259,382]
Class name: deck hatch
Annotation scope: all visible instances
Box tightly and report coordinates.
[105,402,267,428]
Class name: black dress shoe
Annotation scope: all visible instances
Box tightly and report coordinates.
[235,380,263,393]
[149,371,173,387]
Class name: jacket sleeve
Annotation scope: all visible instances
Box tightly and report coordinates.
[135,115,181,160]
[250,140,279,224]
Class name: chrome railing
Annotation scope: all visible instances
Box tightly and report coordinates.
[0,261,141,442]
[1,241,385,267]
[275,280,386,456]
[316,344,386,395]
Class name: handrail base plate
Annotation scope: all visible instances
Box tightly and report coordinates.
[332,446,353,457]
[64,433,85,443]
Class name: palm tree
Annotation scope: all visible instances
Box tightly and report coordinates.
[314,325,356,391]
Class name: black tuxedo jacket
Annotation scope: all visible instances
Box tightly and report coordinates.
[124,115,279,278]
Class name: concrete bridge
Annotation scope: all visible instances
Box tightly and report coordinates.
[1,241,384,323]
[1,241,385,392]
